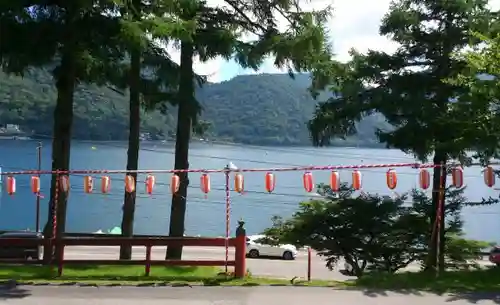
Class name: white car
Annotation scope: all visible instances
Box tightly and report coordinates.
[245,234,298,260]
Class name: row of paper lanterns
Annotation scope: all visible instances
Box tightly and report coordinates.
[1,166,497,195]
[3,175,159,195]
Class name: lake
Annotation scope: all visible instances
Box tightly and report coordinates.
[0,140,498,243]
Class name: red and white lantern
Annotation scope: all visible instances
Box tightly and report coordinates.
[60,175,70,193]
[84,176,93,193]
[31,176,40,194]
[265,172,275,193]
[170,174,180,194]
[303,172,314,193]
[451,167,464,188]
[484,166,495,188]
[101,176,111,193]
[419,169,431,190]
[386,169,397,190]
[200,173,211,194]
[145,175,155,194]
[352,170,362,190]
[234,173,244,193]
[125,175,135,193]
[330,171,340,191]
[6,176,16,195]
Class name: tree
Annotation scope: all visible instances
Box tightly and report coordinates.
[114,1,200,259]
[166,0,333,259]
[261,184,428,277]
[262,184,494,277]
[1,1,127,261]
[448,33,500,164]
[308,0,499,271]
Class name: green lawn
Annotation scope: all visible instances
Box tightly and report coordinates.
[0,264,338,286]
[3,264,499,291]
[353,268,500,292]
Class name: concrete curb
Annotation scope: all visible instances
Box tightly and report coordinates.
[0,279,338,288]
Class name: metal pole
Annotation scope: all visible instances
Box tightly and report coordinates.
[307,247,312,281]
[224,166,230,274]
[36,142,42,232]
[435,163,446,276]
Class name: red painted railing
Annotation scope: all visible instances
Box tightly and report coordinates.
[0,235,247,278]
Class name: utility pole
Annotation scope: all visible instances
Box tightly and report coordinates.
[35,142,42,232]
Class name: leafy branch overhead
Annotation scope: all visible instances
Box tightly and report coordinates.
[308,0,500,163]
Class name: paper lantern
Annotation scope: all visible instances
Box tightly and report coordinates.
[59,175,70,193]
[6,176,15,195]
[84,176,93,193]
[264,172,275,193]
[234,173,244,193]
[200,173,210,194]
[303,172,314,192]
[101,176,111,193]
[451,167,464,188]
[330,171,340,191]
[125,175,135,193]
[484,166,495,188]
[386,169,397,190]
[31,176,40,194]
[352,170,362,190]
[419,169,430,190]
[170,174,180,193]
[145,175,155,194]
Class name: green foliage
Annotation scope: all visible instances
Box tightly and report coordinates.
[262,184,428,277]
[445,235,493,270]
[262,184,493,277]
[0,71,389,145]
[308,0,500,163]
[448,33,500,163]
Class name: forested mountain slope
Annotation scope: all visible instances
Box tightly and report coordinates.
[0,69,388,146]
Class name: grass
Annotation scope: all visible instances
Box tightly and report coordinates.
[4,264,499,291]
[0,264,340,287]
[353,268,500,292]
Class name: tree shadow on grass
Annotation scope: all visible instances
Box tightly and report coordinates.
[445,292,500,304]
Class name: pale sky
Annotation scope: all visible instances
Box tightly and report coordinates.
[167,0,500,83]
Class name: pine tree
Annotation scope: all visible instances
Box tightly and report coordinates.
[166,0,333,259]
[0,1,192,260]
[1,2,126,259]
[308,0,498,271]
[117,0,199,260]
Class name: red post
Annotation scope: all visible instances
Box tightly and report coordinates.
[234,220,246,278]
[307,247,312,281]
[57,243,65,277]
[145,245,152,276]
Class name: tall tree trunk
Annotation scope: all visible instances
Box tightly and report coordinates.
[120,0,142,260]
[42,10,78,262]
[425,151,447,272]
[166,41,194,260]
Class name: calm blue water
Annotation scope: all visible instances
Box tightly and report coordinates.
[0,140,498,242]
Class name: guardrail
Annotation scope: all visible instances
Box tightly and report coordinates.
[0,236,247,278]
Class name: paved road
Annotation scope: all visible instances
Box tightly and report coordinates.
[2,286,499,304]
[62,246,493,281]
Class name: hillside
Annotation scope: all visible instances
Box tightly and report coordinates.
[0,69,388,146]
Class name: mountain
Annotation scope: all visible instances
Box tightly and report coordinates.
[0,69,388,147]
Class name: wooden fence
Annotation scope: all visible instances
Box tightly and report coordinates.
[0,235,247,278]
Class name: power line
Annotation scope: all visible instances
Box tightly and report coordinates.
[4,136,494,180]
[5,182,499,216]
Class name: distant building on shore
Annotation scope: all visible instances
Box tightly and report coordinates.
[0,124,30,140]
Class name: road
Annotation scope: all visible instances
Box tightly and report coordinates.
[62,246,493,281]
[2,286,499,304]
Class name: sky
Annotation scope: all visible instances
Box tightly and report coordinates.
[167,0,500,83]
